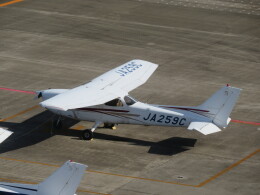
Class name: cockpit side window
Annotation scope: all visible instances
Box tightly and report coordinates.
[105,98,123,107]
[124,96,137,106]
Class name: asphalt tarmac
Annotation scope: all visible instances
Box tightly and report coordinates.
[0,0,259,195]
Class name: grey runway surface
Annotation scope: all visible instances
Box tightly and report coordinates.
[0,0,259,195]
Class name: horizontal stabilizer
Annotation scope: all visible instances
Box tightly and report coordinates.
[188,121,221,135]
[0,161,86,195]
[38,160,87,195]
[0,128,13,144]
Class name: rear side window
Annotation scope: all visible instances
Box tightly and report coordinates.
[124,96,137,106]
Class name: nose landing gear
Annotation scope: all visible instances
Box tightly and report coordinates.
[52,116,63,130]
[82,129,93,140]
[82,121,102,140]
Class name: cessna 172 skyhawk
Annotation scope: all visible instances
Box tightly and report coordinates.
[36,60,241,140]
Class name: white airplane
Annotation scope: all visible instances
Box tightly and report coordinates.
[0,128,13,144]
[36,59,241,140]
[0,160,87,195]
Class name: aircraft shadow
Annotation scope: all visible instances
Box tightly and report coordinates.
[71,132,197,156]
[148,137,197,155]
[95,133,197,155]
[0,110,196,156]
[0,110,79,154]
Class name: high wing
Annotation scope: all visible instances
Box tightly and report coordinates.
[40,60,158,111]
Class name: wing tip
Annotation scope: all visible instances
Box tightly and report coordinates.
[132,59,158,67]
[40,102,67,111]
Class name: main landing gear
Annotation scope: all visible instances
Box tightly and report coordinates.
[103,123,117,130]
[52,116,63,130]
[82,121,102,140]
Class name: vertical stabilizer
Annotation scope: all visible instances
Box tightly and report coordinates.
[197,85,241,128]
[38,161,87,195]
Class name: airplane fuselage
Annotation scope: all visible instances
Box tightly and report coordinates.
[48,100,211,128]
[36,60,241,138]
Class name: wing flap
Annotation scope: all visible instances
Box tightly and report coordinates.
[188,121,221,135]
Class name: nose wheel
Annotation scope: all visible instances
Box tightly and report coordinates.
[81,121,102,141]
[82,129,93,140]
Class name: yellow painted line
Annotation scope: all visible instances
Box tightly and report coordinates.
[197,149,260,187]
[0,156,59,167]
[0,177,36,184]
[1,149,259,188]
[87,169,196,187]
[0,0,23,7]
[0,156,196,187]
[71,124,85,130]
[0,105,40,122]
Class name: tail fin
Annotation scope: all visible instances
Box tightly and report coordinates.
[38,160,87,195]
[197,85,241,128]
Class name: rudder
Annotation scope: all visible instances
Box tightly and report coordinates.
[197,85,241,128]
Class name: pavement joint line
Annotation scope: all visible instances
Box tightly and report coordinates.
[1,6,242,37]
[0,156,196,187]
[0,149,259,188]
[0,105,40,122]
[0,0,23,7]
[86,169,196,187]
[196,149,260,187]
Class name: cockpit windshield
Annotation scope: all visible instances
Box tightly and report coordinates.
[124,96,137,106]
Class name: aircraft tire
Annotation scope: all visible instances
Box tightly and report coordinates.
[104,123,116,129]
[82,129,93,140]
